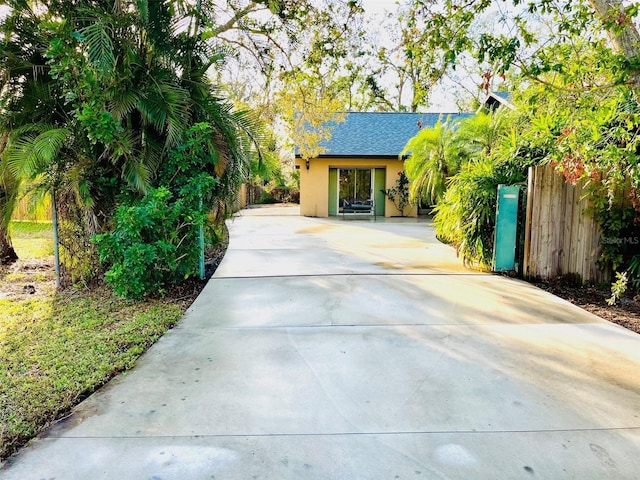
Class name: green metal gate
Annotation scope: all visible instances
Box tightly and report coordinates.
[493,184,522,272]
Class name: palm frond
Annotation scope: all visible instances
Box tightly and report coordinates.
[78,22,116,77]
[138,94,168,133]
[6,127,71,178]
[122,157,150,194]
[159,81,191,147]
[110,90,139,121]
[140,132,164,178]
[136,0,149,23]
[137,78,190,146]
[403,119,460,204]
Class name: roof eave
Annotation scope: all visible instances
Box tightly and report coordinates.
[296,154,404,159]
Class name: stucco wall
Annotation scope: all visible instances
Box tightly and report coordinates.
[295,157,418,218]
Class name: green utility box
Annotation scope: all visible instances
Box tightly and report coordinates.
[493,184,522,272]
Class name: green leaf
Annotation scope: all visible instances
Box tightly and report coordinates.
[78,22,115,77]
[6,127,71,178]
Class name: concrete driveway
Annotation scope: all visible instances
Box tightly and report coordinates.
[2,205,640,479]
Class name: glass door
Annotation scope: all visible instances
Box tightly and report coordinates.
[338,168,373,214]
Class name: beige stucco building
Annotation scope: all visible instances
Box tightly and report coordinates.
[294,112,470,218]
[295,156,412,217]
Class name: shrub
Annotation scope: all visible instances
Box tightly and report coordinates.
[94,123,221,299]
[382,171,412,216]
[434,158,526,269]
[289,187,300,203]
[94,187,205,299]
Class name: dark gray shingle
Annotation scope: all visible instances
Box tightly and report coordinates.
[315,112,472,157]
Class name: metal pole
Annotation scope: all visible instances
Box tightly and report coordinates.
[199,193,205,280]
[51,192,61,288]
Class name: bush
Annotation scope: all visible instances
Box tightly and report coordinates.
[94,187,204,299]
[434,158,526,269]
[289,187,300,203]
[382,171,412,216]
[94,123,222,299]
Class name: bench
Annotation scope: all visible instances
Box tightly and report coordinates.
[342,201,376,218]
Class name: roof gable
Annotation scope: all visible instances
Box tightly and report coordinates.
[311,112,472,157]
[483,91,514,111]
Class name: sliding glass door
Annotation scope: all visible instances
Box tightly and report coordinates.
[338,168,373,214]
[328,167,385,216]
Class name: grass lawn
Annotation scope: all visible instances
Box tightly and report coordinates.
[0,222,193,461]
[9,221,54,259]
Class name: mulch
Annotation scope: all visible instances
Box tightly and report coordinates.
[535,280,640,335]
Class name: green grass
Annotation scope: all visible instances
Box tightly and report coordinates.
[0,289,184,460]
[9,221,54,259]
[1,221,192,461]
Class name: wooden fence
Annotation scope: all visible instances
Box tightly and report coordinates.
[11,195,52,222]
[523,165,608,284]
[12,183,263,221]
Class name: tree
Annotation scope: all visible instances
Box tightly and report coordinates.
[403,118,465,205]
[0,1,72,267]
[0,0,262,286]
[587,0,640,89]
[203,1,377,191]
[371,4,450,112]
[403,109,512,206]
[204,0,369,111]
[277,71,346,163]
[0,160,19,264]
[409,0,640,94]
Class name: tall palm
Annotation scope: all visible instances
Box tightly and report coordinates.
[1,0,261,280]
[402,118,466,205]
[455,109,510,157]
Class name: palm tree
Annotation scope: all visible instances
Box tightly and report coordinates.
[0,156,19,264]
[1,0,262,281]
[402,118,466,205]
[0,2,63,264]
[402,110,512,207]
[455,109,510,157]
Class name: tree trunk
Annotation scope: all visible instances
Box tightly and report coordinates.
[0,133,18,265]
[588,0,640,89]
[0,229,18,264]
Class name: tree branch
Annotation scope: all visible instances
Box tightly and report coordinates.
[207,1,260,37]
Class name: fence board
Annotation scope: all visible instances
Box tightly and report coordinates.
[11,196,52,222]
[525,165,606,284]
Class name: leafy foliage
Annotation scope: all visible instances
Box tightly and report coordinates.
[403,118,466,205]
[506,39,640,280]
[95,188,199,299]
[382,171,412,217]
[434,157,527,269]
[404,107,531,268]
[95,124,221,299]
[1,0,260,288]
[607,271,628,305]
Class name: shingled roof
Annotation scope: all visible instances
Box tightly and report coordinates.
[309,112,472,158]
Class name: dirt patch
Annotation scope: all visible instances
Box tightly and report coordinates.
[535,280,640,335]
[0,258,57,300]
[0,224,229,307]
